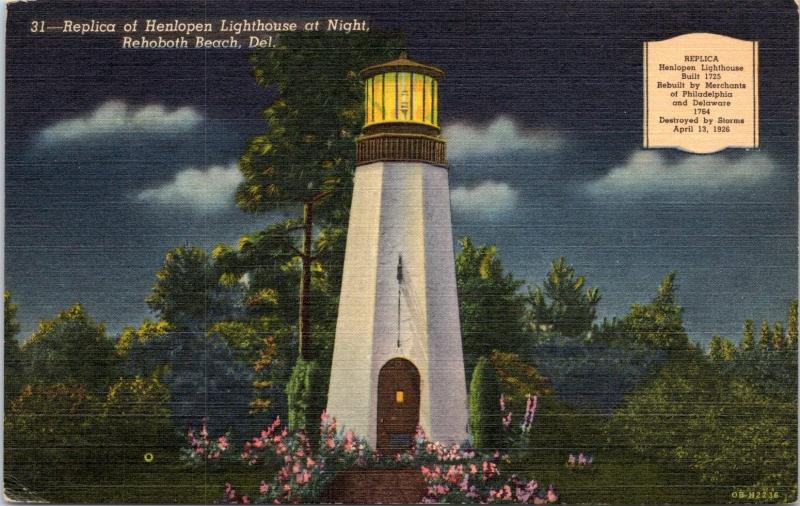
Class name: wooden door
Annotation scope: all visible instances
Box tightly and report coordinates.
[377,358,420,453]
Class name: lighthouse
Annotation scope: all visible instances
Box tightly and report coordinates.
[326,54,469,451]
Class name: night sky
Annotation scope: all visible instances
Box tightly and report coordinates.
[5,0,798,344]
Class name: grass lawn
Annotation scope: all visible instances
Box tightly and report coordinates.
[509,451,726,504]
[6,450,275,504]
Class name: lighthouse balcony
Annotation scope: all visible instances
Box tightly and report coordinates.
[356,132,447,167]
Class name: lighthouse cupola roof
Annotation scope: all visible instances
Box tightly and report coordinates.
[359,51,444,80]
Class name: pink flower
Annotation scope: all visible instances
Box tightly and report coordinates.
[224,483,236,501]
[343,430,355,451]
[293,469,311,485]
[253,439,263,449]
[482,461,498,480]
[240,496,250,504]
[547,484,558,503]
[444,464,463,484]
[277,468,289,482]
[306,457,316,467]
[259,481,269,494]
[499,393,507,412]
[502,411,513,428]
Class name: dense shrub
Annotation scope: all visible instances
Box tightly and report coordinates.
[286,358,327,439]
[5,384,103,486]
[102,375,174,462]
[469,356,503,451]
[609,350,797,497]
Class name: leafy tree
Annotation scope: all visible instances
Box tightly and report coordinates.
[122,329,255,438]
[469,356,503,450]
[213,224,300,329]
[758,320,771,351]
[115,319,170,358]
[740,319,755,352]
[237,31,401,360]
[147,246,239,331]
[4,291,23,403]
[772,322,785,350]
[788,299,798,349]
[622,272,689,351]
[527,257,600,338]
[456,237,527,382]
[211,317,294,417]
[21,304,116,393]
[489,351,551,406]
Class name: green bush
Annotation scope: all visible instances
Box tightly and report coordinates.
[469,356,503,451]
[102,375,175,464]
[5,383,103,488]
[286,359,327,441]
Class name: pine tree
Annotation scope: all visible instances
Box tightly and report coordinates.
[740,319,755,352]
[709,335,723,360]
[758,320,771,351]
[622,272,689,350]
[771,322,785,350]
[526,257,600,338]
[709,335,735,361]
[720,339,736,360]
[787,300,798,349]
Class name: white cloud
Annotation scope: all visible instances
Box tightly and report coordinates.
[443,116,563,159]
[450,181,519,220]
[586,150,776,195]
[39,100,202,143]
[136,162,242,211]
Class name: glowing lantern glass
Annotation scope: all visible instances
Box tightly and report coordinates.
[361,52,442,129]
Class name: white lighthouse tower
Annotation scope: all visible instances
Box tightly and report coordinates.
[326,54,469,451]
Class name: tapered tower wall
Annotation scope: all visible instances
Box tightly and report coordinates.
[326,161,468,446]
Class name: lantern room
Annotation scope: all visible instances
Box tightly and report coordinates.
[360,52,443,134]
[356,52,447,167]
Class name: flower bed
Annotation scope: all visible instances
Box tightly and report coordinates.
[203,410,559,504]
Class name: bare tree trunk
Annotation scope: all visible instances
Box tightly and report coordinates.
[299,202,314,360]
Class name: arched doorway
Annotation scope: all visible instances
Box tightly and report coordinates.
[377,358,420,452]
